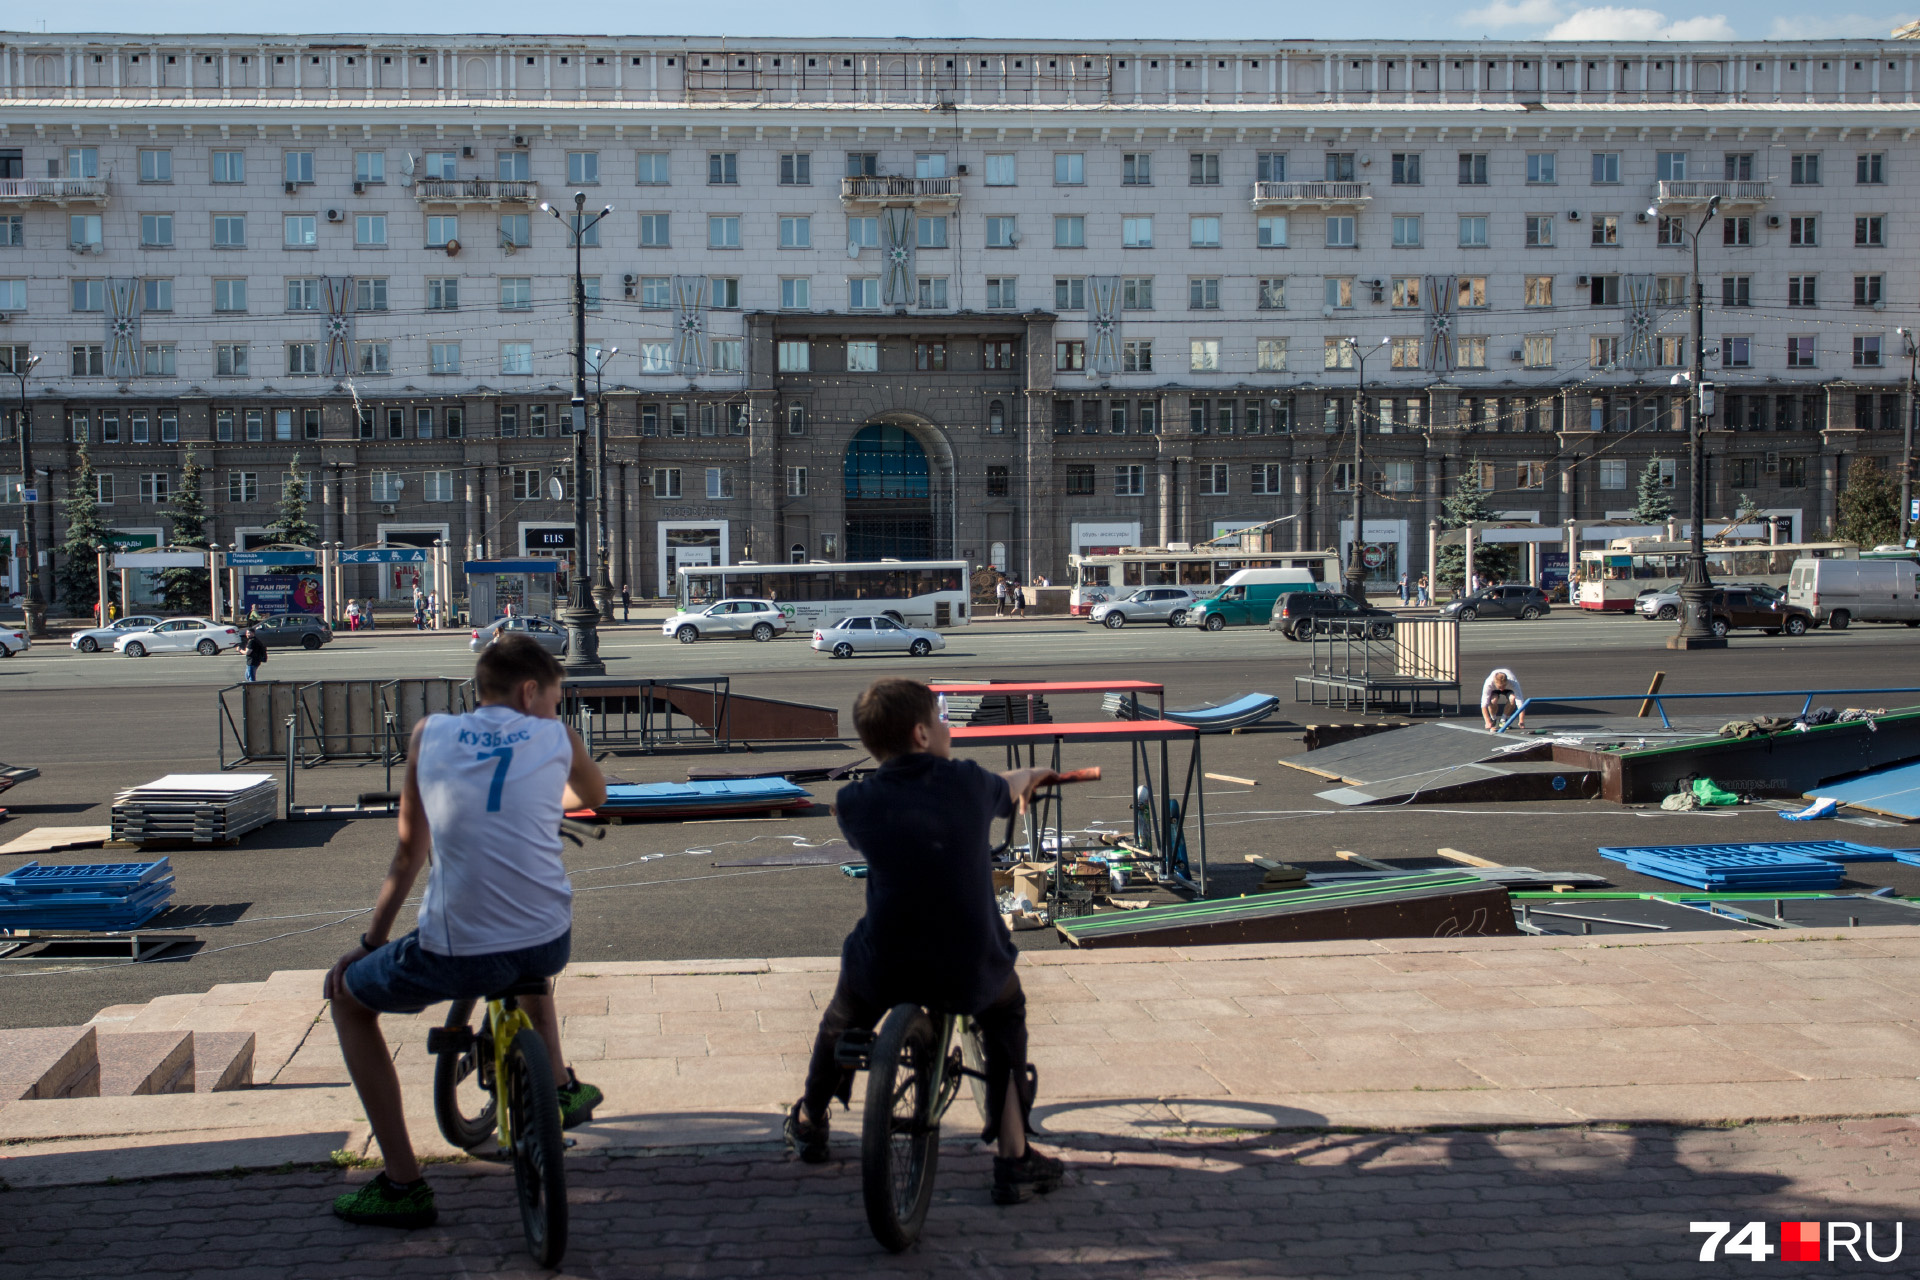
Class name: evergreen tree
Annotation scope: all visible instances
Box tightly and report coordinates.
[1435,460,1515,589]
[55,447,115,616]
[1633,457,1674,524]
[262,452,319,548]
[1832,458,1901,549]
[157,447,211,611]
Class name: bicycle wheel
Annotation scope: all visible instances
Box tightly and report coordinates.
[431,999,496,1151]
[860,1004,939,1254]
[959,1020,993,1130]
[503,1027,569,1268]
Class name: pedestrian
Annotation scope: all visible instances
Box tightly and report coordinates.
[1011,577,1026,619]
[620,582,632,621]
[426,592,438,628]
[413,599,426,631]
[1398,572,1409,605]
[243,628,268,683]
[994,578,1008,618]
[1481,667,1525,733]
[346,601,360,632]
[108,600,118,623]
[1417,574,1430,607]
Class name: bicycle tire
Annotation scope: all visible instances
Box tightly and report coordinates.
[431,999,496,1151]
[860,1004,939,1254]
[504,1027,569,1268]
[959,1020,993,1130]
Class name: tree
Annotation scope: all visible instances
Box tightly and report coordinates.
[262,451,319,548]
[1832,457,1901,549]
[157,447,210,612]
[1435,460,1516,590]
[1633,457,1674,525]
[1733,492,1764,526]
[55,447,114,616]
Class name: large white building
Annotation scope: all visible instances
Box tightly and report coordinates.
[1,31,1916,606]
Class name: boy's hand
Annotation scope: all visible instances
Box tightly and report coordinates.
[1000,767,1060,811]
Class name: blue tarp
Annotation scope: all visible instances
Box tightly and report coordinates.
[597,779,812,814]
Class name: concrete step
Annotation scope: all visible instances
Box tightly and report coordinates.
[95,1030,194,1097]
[0,1025,99,1101]
[193,1030,255,1093]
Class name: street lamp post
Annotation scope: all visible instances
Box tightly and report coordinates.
[1339,337,1390,602]
[540,191,613,674]
[591,347,617,621]
[1899,328,1918,546]
[9,353,45,636]
[1655,194,1725,649]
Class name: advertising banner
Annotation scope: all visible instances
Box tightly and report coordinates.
[241,573,323,615]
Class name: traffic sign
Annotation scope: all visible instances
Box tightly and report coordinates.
[337,547,430,565]
[21,488,36,503]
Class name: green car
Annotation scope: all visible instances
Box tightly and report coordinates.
[1185,569,1324,631]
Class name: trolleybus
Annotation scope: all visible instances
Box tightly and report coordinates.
[1575,539,1858,612]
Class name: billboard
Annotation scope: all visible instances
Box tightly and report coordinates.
[241,573,323,615]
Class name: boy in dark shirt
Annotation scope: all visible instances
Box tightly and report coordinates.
[786,678,1066,1204]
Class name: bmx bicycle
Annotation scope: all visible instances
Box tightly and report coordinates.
[424,818,603,1267]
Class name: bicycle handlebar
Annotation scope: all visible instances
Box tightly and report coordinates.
[560,817,605,845]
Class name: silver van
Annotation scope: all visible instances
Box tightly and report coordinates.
[1786,557,1920,629]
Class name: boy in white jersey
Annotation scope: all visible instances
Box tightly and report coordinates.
[325,635,607,1229]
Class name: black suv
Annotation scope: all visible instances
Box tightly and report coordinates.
[252,613,334,650]
[1269,592,1396,641]
[1442,585,1551,621]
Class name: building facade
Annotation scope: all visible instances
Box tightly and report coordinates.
[1,32,1917,606]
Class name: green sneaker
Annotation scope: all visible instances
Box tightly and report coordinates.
[558,1069,603,1130]
[331,1172,438,1229]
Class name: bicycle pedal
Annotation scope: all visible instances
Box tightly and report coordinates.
[425,1026,474,1054]
[834,1029,875,1070]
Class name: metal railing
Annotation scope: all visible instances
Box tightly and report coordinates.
[1294,616,1460,713]
[840,175,961,201]
[1653,179,1773,204]
[0,177,109,201]
[413,178,537,203]
[1503,686,1920,732]
[1251,180,1370,203]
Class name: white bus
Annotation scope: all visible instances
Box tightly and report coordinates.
[676,560,972,630]
[1068,548,1341,614]
[1575,539,1858,612]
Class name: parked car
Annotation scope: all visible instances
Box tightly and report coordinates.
[1708,588,1813,637]
[470,615,569,656]
[1269,592,1396,641]
[1787,557,1920,629]
[0,625,27,657]
[69,615,163,653]
[1089,587,1199,629]
[252,613,334,650]
[1441,585,1552,621]
[1638,582,1775,621]
[1185,568,1323,631]
[113,617,242,657]
[812,615,945,658]
[661,598,789,645]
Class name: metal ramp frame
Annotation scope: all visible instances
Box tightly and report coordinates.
[1292,617,1462,715]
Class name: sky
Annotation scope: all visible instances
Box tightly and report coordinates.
[3,3,1916,43]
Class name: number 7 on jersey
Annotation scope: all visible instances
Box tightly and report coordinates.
[477,747,514,812]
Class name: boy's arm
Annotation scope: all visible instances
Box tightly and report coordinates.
[561,724,607,811]
[997,767,1059,813]
[323,722,434,999]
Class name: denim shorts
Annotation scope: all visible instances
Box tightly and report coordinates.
[343,928,572,1015]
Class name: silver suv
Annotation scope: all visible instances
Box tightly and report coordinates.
[1089,587,1200,629]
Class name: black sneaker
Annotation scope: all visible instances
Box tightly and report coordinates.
[784,1100,830,1164]
[331,1172,438,1228]
[991,1146,1065,1205]
[557,1068,603,1130]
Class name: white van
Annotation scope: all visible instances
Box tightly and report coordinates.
[1786,557,1920,628]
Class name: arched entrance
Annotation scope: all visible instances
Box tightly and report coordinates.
[843,422,953,560]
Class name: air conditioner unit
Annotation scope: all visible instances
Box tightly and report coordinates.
[284,180,298,194]
[1567,209,1582,221]
[325,208,345,223]
[1577,275,1590,286]
[956,163,969,176]
[1634,211,1649,223]
[513,135,528,147]
[1509,348,1524,361]
[1764,451,1780,472]
[461,145,475,158]
[622,273,638,286]
[353,181,365,194]
[1767,214,1782,228]
[379,503,397,516]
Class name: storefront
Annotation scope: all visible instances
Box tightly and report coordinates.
[379,524,449,600]
[657,521,729,599]
[464,559,560,622]
[1337,518,1409,591]
[107,529,165,606]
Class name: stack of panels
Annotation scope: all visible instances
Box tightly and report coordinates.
[945,695,1053,726]
[594,778,813,820]
[110,775,278,845]
[1598,843,1849,891]
[0,859,174,931]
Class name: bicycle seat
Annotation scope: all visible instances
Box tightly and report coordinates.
[486,979,551,1001]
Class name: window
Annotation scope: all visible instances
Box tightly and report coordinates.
[847,216,879,250]
[700,152,736,185]
[1790,153,1820,185]
[638,342,672,374]
[1459,216,1488,247]
[142,279,172,311]
[1201,463,1229,496]
[509,468,541,501]
[1525,153,1556,184]
[1121,216,1153,248]
[841,339,880,373]
[1591,152,1621,184]
[1590,335,1622,368]
[1525,215,1555,247]
[1391,276,1421,309]
[844,152,878,178]
[1457,335,1489,369]
[284,215,317,247]
[1067,466,1096,495]
[708,216,740,249]
[1722,336,1751,368]
[777,340,810,372]
[1599,459,1627,490]
[1055,153,1084,185]
[1189,152,1221,186]
[631,276,670,309]
[1857,153,1885,185]
[1257,216,1288,248]
[100,412,120,444]
[705,468,734,500]
[0,214,19,247]
[228,473,258,503]
[986,216,1019,248]
[915,216,947,249]
[1724,152,1755,181]
[983,341,1016,370]
[498,277,532,311]
[916,277,948,308]
[1114,465,1146,496]
[284,151,314,185]
[139,149,171,183]
[1055,215,1085,248]
[348,214,386,248]
[69,215,103,248]
[212,150,245,184]
[1122,339,1154,373]
[650,467,682,499]
[780,215,812,248]
[1854,335,1883,367]
[426,215,459,248]
[985,465,1010,498]
[206,277,247,313]
[984,277,1016,309]
[914,153,948,179]
[1188,277,1220,310]
[636,152,670,184]
[781,277,811,309]
[215,343,249,376]
[1189,339,1219,372]
[71,279,105,311]
[1458,152,1489,185]
[70,345,103,376]
[139,213,173,247]
[284,342,318,376]
[1722,216,1752,247]
[1660,335,1687,367]
[1326,216,1356,248]
[1516,462,1547,490]
[1110,404,1129,434]
[915,341,947,371]
[783,466,810,498]
[566,214,600,249]
[1121,153,1151,185]
[527,405,550,437]
[356,340,390,374]
[785,403,808,436]
[139,472,170,504]
[1855,275,1884,308]
[1652,215,1685,247]
[1588,275,1621,306]
[1056,340,1086,371]
[1325,153,1356,181]
[1392,215,1422,247]
[498,214,530,248]
[1252,464,1283,494]
[1589,215,1618,247]
[424,151,458,180]
[1325,277,1354,309]
[1250,153,1284,184]
[1788,336,1817,367]
[1655,151,1688,182]
[1856,215,1885,247]
[421,470,455,503]
[1721,276,1751,307]
[140,343,175,376]
[707,338,742,373]
[1055,276,1086,310]
[500,342,533,375]
[639,214,671,247]
[1390,336,1422,369]
[849,277,880,309]
[1390,153,1420,185]
[1256,278,1285,310]
[1780,457,1808,488]
[1655,275,1687,306]
[1786,275,1817,308]
[986,153,1018,186]
[356,151,386,185]
[430,342,460,374]
[1257,337,1288,372]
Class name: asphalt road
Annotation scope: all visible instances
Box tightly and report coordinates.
[3,611,1918,1029]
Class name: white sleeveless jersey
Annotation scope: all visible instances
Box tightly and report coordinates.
[414,705,574,956]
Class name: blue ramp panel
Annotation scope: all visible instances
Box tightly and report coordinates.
[1162,694,1280,733]
[1597,841,1920,891]
[1816,762,1920,822]
[0,859,175,931]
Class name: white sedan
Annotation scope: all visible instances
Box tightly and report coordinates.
[0,625,26,657]
[70,615,164,653]
[113,617,242,657]
[812,615,946,659]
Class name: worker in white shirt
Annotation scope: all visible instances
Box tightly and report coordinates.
[1481,668,1525,732]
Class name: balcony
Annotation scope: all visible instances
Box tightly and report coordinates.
[412,178,538,207]
[1652,179,1773,208]
[0,177,110,207]
[1251,181,1371,208]
[839,175,961,207]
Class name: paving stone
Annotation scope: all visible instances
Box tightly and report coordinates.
[95,1030,194,1096]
